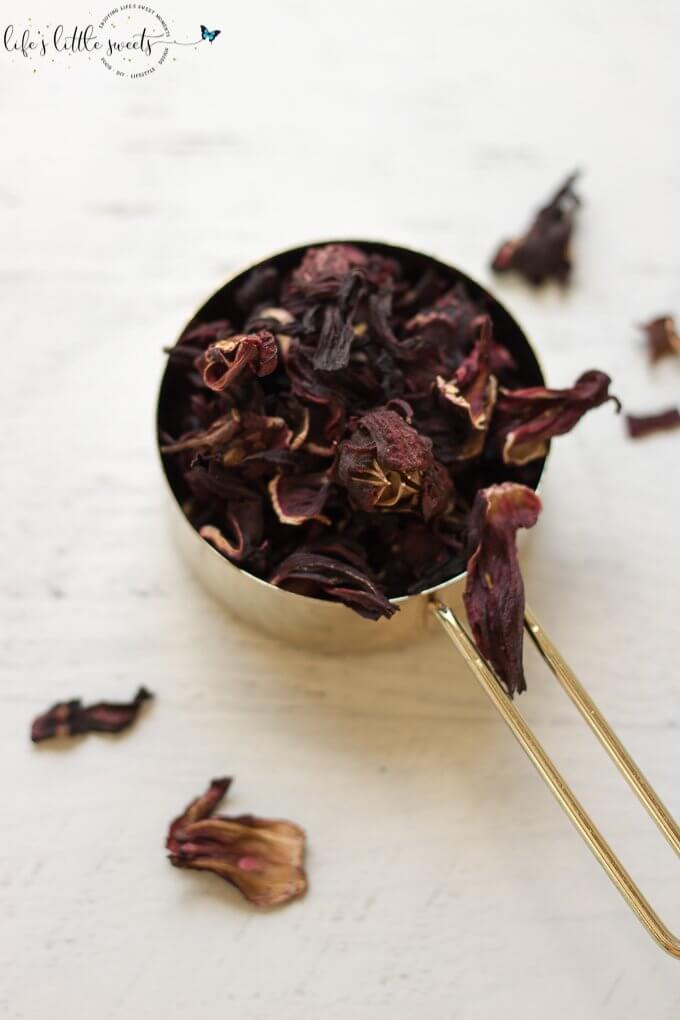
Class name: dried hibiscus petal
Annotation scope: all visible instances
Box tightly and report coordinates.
[160,411,241,455]
[463,484,542,696]
[626,407,680,439]
[287,243,367,300]
[167,778,307,908]
[221,412,293,467]
[494,370,620,466]
[641,315,680,364]
[491,173,580,285]
[200,499,267,566]
[268,471,332,526]
[200,330,278,391]
[313,270,364,371]
[270,549,396,620]
[31,687,152,743]
[436,315,498,460]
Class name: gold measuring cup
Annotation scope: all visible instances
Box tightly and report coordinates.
[157,241,680,957]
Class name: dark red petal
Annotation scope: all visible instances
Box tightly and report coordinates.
[495,370,620,465]
[626,407,680,438]
[463,484,542,696]
[268,472,332,526]
[490,173,580,285]
[200,500,266,564]
[287,244,367,299]
[436,315,498,460]
[31,687,153,743]
[312,270,364,372]
[201,331,278,391]
[354,408,432,473]
[160,412,241,455]
[179,319,232,345]
[421,461,454,522]
[270,550,396,620]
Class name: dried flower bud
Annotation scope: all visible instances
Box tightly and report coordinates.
[464,484,542,696]
[167,778,307,908]
[491,173,580,285]
[200,330,278,391]
[336,406,451,517]
[31,687,152,743]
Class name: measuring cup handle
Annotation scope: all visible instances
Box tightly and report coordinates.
[429,596,680,959]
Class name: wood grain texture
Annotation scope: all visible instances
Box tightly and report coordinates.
[1,1,679,1017]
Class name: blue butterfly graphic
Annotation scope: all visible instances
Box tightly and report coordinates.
[201,25,221,43]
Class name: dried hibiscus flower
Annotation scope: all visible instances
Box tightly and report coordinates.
[167,777,307,907]
[335,403,452,520]
[160,242,618,692]
[641,315,680,364]
[491,173,581,285]
[493,370,620,466]
[626,407,680,439]
[31,687,152,743]
[463,484,542,696]
[200,330,278,391]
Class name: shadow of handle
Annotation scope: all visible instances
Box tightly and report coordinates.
[430,596,680,960]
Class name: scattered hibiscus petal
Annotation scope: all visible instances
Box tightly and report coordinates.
[626,407,680,439]
[167,778,307,908]
[491,172,581,285]
[641,315,680,364]
[463,484,542,696]
[31,687,153,743]
[494,370,620,466]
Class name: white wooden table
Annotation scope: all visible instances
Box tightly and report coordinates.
[2,2,679,1017]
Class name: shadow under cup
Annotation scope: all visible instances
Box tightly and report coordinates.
[156,240,547,653]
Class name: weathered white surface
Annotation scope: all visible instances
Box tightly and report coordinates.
[1,1,679,1017]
